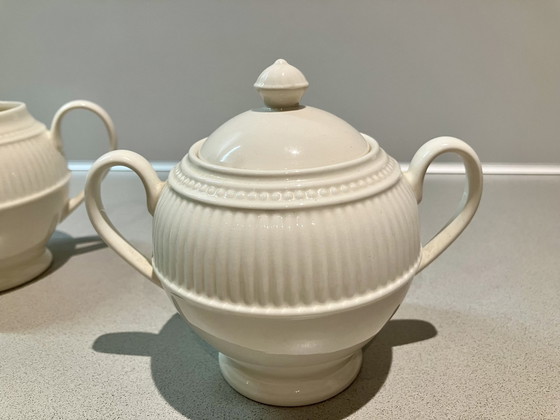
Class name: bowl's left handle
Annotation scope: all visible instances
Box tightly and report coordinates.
[85,150,165,287]
[50,100,118,221]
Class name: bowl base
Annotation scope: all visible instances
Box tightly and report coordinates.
[219,350,362,406]
[0,248,52,292]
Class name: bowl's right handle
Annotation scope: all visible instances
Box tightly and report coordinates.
[404,137,483,273]
[85,150,165,287]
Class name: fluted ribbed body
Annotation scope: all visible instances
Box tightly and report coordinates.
[153,136,421,313]
[0,102,69,272]
[0,103,69,208]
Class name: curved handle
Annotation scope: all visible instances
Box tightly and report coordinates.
[404,136,483,273]
[85,150,165,287]
[50,100,118,221]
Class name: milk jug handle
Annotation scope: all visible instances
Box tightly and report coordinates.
[50,100,118,221]
[85,150,164,287]
[404,137,483,273]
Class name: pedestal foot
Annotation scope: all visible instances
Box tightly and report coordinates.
[219,350,362,406]
[0,248,52,292]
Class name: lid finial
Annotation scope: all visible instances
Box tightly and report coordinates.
[254,59,309,109]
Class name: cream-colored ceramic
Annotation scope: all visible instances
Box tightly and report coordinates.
[0,100,117,291]
[85,60,483,406]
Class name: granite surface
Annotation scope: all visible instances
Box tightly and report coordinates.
[1,173,559,419]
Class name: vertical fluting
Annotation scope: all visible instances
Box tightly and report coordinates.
[153,179,421,308]
[0,133,68,204]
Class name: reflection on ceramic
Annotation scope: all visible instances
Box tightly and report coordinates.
[85,59,483,406]
[0,100,117,291]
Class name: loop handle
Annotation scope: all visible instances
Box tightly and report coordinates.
[50,100,118,220]
[85,150,164,287]
[404,137,483,272]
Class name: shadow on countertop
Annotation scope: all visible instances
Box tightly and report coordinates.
[0,230,106,295]
[93,314,437,419]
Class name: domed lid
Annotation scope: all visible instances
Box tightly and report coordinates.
[199,59,370,171]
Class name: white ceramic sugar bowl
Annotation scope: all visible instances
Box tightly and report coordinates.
[85,59,483,406]
[0,100,117,291]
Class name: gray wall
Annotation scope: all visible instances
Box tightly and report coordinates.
[2,0,559,164]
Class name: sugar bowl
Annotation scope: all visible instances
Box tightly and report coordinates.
[85,59,482,406]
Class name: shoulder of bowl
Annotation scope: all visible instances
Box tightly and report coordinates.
[162,143,409,211]
[0,120,46,145]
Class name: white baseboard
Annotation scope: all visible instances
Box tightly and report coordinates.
[68,161,560,175]
[68,161,176,172]
[399,162,560,175]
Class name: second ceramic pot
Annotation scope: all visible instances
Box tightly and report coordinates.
[0,100,117,290]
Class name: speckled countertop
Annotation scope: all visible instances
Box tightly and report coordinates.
[1,173,559,419]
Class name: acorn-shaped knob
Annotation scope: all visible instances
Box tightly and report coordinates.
[254,59,309,109]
